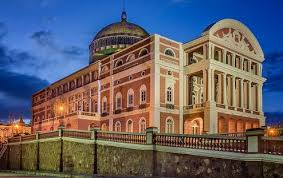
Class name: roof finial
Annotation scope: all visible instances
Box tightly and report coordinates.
[121,0,127,21]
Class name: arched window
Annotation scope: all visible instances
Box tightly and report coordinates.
[115,92,122,110]
[101,65,109,73]
[192,120,199,135]
[102,96,107,113]
[139,118,146,133]
[164,48,175,57]
[127,88,134,107]
[114,121,121,132]
[66,123,71,129]
[140,84,147,104]
[166,117,174,133]
[138,48,149,57]
[126,54,135,62]
[126,119,133,132]
[101,123,107,131]
[115,59,123,68]
[166,86,173,103]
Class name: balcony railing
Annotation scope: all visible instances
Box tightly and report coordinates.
[184,103,205,111]
[262,137,283,155]
[5,128,283,156]
[63,130,92,139]
[154,134,247,153]
[97,131,146,144]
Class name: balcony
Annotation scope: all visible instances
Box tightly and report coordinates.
[184,103,205,112]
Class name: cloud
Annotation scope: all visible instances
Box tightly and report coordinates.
[263,51,283,92]
[0,69,48,100]
[62,46,86,56]
[30,30,54,48]
[30,30,86,58]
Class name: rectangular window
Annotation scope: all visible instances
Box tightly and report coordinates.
[103,102,107,112]
[141,91,146,103]
[117,98,121,109]
[128,94,133,106]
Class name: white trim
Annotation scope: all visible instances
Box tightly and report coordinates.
[140,84,147,104]
[114,59,124,68]
[164,48,176,58]
[139,117,147,133]
[126,119,134,132]
[127,88,134,107]
[165,116,174,133]
[138,48,149,57]
[114,121,122,132]
[115,92,122,110]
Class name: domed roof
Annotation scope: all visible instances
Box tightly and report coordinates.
[89,11,150,64]
[94,12,149,40]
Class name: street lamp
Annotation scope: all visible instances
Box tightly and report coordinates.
[58,105,65,128]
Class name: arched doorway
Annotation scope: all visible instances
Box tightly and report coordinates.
[184,117,203,135]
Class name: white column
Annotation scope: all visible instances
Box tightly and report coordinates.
[211,44,215,60]
[216,73,222,103]
[203,44,207,60]
[231,76,236,107]
[207,69,212,101]
[184,75,188,105]
[248,81,252,110]
[241,57,244,70]
[257,83,263,112]
[211,69,215,102]
[240,79,244,108]
[203,70,207,102]
[223,49,227,64]
[232,53,236,67]
[222,73,227,106]
[248,60,251,72]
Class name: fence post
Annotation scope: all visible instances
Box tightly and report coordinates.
[19,136,22,170]
[91,127,101,175]
[246,128,265,153]
[58,126,65,172]
[35,131,40,171]
[146,127,158,145]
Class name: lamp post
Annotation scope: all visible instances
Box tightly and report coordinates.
[59,105,65,128]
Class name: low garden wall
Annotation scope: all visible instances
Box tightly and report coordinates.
[0,128,282,177]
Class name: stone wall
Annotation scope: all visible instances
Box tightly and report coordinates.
[1,139,283,178]
[155,151,245,178]
[8,144,21,170]
[21,142,38,171]
[39,140,61,172]
[97,144,153,177]
[63,140,94,175]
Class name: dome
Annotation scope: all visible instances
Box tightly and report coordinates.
[89,11,150,64]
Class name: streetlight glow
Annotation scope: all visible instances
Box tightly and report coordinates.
[59,106,64,111]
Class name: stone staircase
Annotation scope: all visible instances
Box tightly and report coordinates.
[0,141,7,159]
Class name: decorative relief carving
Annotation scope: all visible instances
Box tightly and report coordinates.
[214,28,256,54]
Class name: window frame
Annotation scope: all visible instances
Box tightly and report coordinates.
[164,48,175,57]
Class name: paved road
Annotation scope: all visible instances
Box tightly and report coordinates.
[0,172,55,177]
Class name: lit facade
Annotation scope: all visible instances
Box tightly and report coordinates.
[32,13,265,134]
[0,118,31,142]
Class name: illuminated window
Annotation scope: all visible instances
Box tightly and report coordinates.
[139,118,146,133]
[140,85,147,104]
[115,92,122,110]
[127,88,134,107]
[114,121,121,132]
[126,119,133,132]
[166,117,174,133]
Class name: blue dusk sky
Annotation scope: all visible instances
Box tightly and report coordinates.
[0,0,282,125]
